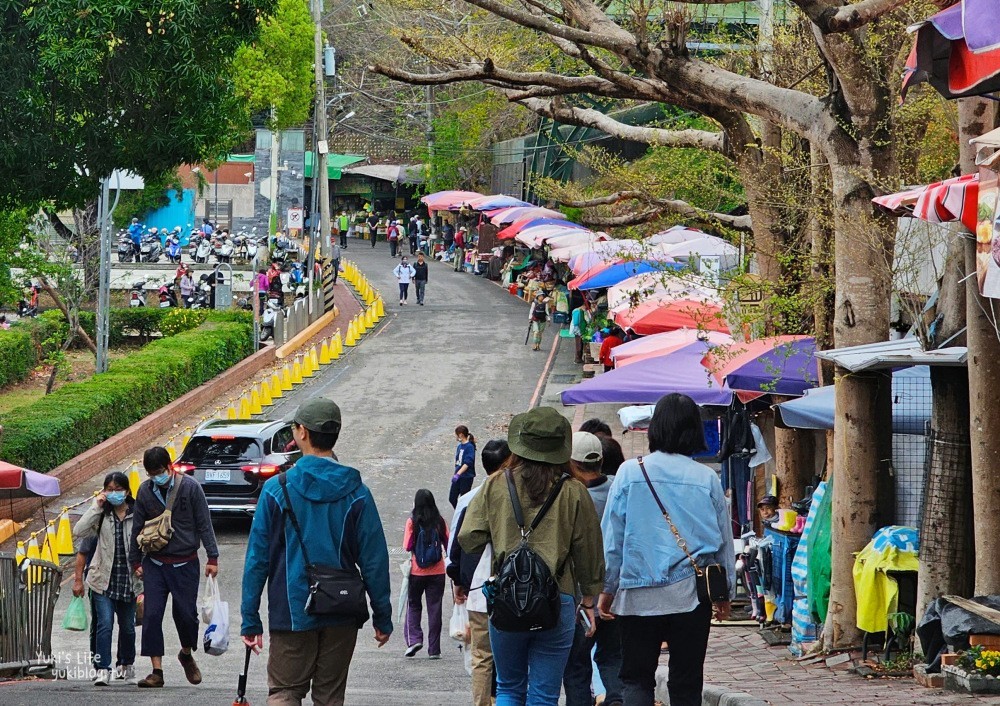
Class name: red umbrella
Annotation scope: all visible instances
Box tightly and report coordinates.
[614,297,729,335]
[0,462,61,498]
[419,190,484,212]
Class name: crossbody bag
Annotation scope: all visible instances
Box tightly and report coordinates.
[637,456,729,604]
[136,478,180,554]
[280,475,370,624]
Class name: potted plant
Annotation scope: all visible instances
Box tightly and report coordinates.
[943,646,1000,694]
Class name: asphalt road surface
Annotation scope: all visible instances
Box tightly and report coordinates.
[3,243,554,704]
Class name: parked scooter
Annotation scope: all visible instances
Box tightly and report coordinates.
[129,281,147,308]
[166,236,183,264]
[117,232,135,263]
[217,236,235,264]
[259,297,282,341]
[157,285,178,308]
[194,235,212,264]
[139,235,162,263]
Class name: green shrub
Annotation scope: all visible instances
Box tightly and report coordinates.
[0,321,253,472]
[160,308,208,336]
[0,317,63,389]
[112,308,165,339]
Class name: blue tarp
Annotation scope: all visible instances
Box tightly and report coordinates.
[775,366,930,434]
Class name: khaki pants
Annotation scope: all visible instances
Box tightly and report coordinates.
[267,626,359,706]
[469,610,494,706]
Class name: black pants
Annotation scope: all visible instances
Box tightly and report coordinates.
[390,240,398,257]
[449,473,474,508]
[332,258,340,283]
[339,231,347,247]
[409,238,418,255]
[618,602,712,706]
[140,558,201,657]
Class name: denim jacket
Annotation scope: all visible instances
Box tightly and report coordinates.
[602,451,734,597]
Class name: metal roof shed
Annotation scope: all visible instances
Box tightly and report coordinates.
[813,338,967,372]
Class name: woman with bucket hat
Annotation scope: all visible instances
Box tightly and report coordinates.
[459,407,604,706]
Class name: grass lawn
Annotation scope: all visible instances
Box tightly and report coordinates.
[0,348,129,416]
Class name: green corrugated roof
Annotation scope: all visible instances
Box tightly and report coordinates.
[304,152,366,180]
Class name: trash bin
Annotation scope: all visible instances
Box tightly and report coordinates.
[0,556,62,676]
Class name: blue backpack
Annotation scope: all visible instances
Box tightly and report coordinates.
[414,523,442,568]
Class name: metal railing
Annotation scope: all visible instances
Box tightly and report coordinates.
[0,556,62,676]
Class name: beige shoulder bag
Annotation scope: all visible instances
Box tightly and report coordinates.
[136,477,180,554]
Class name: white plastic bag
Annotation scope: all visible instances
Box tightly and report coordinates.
[449,602,469,642]
[199,576,219,625]
[397,556,411,624]
[202,587,229,656]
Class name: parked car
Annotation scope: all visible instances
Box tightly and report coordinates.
[174,419,301,517]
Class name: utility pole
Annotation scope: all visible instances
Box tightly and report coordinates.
[95,177,113,374]
[312,0,331,259]
[425,84,434,187]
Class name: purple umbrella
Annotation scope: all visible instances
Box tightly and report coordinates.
[0,462,61,498]
[704,336,818,396]
[466,194,532,211]
[560,341,733,406]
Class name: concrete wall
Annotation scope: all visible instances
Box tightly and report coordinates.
[253,129,307,235]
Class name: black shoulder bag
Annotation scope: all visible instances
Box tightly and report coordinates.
[280,475,370,625]
[637,456,729,604]
[486,471,569,632]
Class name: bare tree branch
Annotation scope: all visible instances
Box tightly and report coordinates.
[792,0,912,33]
[36,278,97,354]
[558,191,753,231]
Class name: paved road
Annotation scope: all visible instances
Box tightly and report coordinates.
[4,245,554,704]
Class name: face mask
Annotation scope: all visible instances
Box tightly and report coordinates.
[105,490,127,506]
[151,472,171,487]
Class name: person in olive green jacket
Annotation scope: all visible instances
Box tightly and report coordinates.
[459,406,604,706]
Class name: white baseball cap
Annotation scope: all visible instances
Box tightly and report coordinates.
[571,431,603,463]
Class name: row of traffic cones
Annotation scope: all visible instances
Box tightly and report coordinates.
[344,297,385,346]
[340,260,381,308]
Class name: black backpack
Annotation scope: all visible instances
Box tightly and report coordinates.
[486,471,568,632]
[413,522,443,568]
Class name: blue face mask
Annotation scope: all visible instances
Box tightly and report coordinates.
[105,490,127,506]
[151,472,171,487]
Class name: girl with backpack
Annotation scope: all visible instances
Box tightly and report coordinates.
[403,489,449,659]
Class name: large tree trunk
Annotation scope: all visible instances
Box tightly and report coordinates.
[916,235,972,620]
[772,399,816,507]
[959,97,1000,595]
[825,163,895,648]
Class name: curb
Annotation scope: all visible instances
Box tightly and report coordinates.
[656,668,769,706]
[275,305,340,359]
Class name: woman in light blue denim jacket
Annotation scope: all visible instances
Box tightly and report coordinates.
[598,393,734,706]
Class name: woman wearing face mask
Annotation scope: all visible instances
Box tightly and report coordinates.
[73,471,141,686]
[450,425,477,508]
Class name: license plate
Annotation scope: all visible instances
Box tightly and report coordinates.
[204,469,230,483]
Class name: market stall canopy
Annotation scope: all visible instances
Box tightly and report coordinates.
[466,194,531,211]
[872,173,978,231]
[497,217,585,240]
[569,260,679,291]
[303,152,366,180]
[612,329,733,367]
[515,225,595,248]
[703,336,818,397]
[613,297,730,335]
[607,272,719,312]
[774,367,930,434]
[664,235,740,258]
[646,225,712,245]
[341,164,424,185]
[902,0,1000,100]
[490,206,565,225]
[813,337,967,372]
[560,340,733,406]
[420,190,485,212]
[0,462,61,498]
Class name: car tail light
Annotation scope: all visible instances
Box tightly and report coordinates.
[173,463,196,474]
[211,434,236,440]
[241,463,280,477]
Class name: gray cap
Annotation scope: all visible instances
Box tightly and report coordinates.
[571,431,603,463]
[288,397,342,434]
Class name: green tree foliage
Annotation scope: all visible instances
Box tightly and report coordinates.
[0,0,275,209]
[233,0,315,130]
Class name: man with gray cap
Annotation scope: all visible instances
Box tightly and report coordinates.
[563,430,624,706]
[241,397,393,705]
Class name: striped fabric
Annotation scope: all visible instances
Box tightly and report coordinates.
[873,174,979,231]
[789,481,828,657]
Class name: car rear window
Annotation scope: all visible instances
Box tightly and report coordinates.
[183,436,263,465]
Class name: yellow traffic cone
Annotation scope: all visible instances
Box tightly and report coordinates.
[366,306,375,329]
[41,525,57,564]
[250,387,263,415]
[25,536,41,584]
[375,297,385,318]
[301,351,315,378]
[181,427,193,450]
[291,357,304,384]
[166,440,178,462]
[310,345,320,371]
[345,321,357,347]
[281,364,294,391]
[330,331,342,359]
[15,541,25,566]
[227,402,238,419]
[319,339,332,365]
[271,371,285,398]
[354,313,365,335]
[128,462,142,497]
[55,510,74,555]
[238,396,252,420]
[260,379,274,406]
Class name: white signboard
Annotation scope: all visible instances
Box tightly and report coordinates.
[287,208,304,231]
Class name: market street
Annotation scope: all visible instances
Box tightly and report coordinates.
[3,244,553,704]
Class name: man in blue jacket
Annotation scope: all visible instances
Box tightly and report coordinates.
[241,397,393,705]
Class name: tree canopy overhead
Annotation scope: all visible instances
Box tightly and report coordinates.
[0,0,276,208]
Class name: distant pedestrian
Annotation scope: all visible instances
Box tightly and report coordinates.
[447,439,511,706]
[413,252,429,305]
[387,221,401,257]
[403,489,449,659]
[453,227,467,272]
[408,216,419,256]
[459,407,604,706]
[241,397,393,705]
[394,257,416,306]
[338,211,349,248]
[73,471,141,686]
[179,268,194,307]
[442,222,455,254]
[368,212,379,248]
[331,242,342,284]
[201,219,214,238]
[579,419,612,439]
[416,217,428,255]
[528,293,551,352]
[562,432,623,706]
[569,299,592,364]
[600,393,734,706]
[254,269,269,312]
[450,425,476,508]
[129,447,219,689]
[599,326,625,371]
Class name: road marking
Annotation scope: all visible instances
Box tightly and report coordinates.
[528,336,560,410]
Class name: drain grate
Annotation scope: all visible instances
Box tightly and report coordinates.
[550,374,578,384]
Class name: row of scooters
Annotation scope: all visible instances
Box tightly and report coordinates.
[115,227,291,265]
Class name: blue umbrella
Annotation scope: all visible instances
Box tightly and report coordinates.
[570,260,680,290]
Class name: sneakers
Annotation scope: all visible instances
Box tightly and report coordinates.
[137,672,164,688]
[428,654,441,660]
[93,668,111,686]
[116,665,136,683]
[177,650,202,685]
[404,643,423,657]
